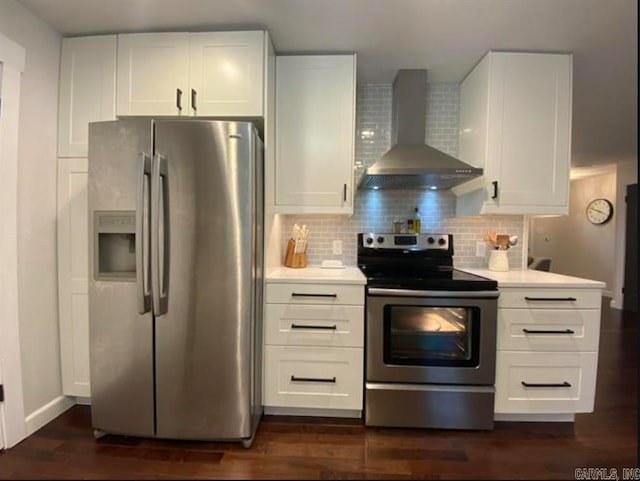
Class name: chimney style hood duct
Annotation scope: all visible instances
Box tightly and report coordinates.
[359,70,482,190]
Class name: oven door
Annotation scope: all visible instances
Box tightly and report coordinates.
[366,288,498,385]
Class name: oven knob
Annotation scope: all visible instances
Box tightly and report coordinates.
[438,238,446,246]
[377,236,384,244]
[366,237,374,245]
[427,237,435,244]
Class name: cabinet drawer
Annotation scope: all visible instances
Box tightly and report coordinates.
[498,308,600,351]
[498,288,601,309]
[495,351,597,414]
[264,345,363,410]
[265,304,363,347]
[266,283,364,305]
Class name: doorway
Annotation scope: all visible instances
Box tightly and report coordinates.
[623,184,637,312]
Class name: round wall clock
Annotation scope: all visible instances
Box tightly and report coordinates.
[586,198,614,225]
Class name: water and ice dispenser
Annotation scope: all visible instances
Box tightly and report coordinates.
[93,211,136,281]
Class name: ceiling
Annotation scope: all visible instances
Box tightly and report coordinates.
[18,0,638,167]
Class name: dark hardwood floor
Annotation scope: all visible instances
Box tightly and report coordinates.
[1,299,637,480]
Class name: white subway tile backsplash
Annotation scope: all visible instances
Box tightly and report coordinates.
[282,82,524,268]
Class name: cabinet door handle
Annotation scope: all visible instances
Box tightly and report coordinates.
[522,328,575,335]
[291,376,336,383]
[291,324,337,330]
[191,89,197,112]
[524,297,577,302]
[491,180,499,199]
[343,183,347,203]
[521,381,571,388]
[291,293,337,298]
[176,88,183,111]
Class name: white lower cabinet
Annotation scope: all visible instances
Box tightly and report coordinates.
[266,282,363,305]
[264,346,363,410]
[495,286,602,417]
[265,304,364,347]
[496,351,598,413]
[264,281,365,416]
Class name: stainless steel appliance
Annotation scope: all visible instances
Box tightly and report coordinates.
[358,70,482,190]
[358,233,498,430]
[88,119,264,447]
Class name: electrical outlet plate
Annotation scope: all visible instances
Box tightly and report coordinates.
[332,240,342,255]
[476,242,487,257]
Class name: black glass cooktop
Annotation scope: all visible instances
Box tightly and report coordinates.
[356,233,497,292]
[362,268,498,292]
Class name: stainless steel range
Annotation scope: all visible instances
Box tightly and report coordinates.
[358,233,499,430]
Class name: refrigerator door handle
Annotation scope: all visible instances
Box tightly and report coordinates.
[136,152,152,314]
[151,153,170,316]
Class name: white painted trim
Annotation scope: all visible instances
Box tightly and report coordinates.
[74,396,91,406]
[25,396,75,436]
[610,160,638,310]
[521,215,530,270]
[264,406,362,418]
[494,413,575,422]
[0,32,27,449]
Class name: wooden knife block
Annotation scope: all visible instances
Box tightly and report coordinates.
[284,238,307,268]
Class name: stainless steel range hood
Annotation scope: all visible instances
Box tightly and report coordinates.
[359,70,482,190]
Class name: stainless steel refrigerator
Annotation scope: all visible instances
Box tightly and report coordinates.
[87,119,263,446]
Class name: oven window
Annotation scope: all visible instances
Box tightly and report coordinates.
[383,305,480,367]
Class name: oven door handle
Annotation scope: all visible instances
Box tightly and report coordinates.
[367,288,499,299]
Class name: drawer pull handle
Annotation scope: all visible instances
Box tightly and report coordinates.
[291,293,337,298]
[524,297,577,301]
[291,324,337,330]
[176,88,183,111]
[290,376,336,383]
[521,381,572,388]
[522,328,575,335]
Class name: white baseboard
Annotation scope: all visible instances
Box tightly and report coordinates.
[74,396,91,406]
[25,395,75,436]
[610,298,621,310]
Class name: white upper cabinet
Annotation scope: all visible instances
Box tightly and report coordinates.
[117,31,266,117]
[58,35,116,157]
[117,33,190,116]
[454,51,572,216]
[275,55,356,214]
[189,32,264,117]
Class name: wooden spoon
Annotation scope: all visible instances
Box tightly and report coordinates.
[496,234,510,250]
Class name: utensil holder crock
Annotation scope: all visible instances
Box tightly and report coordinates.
[488,249,509,272]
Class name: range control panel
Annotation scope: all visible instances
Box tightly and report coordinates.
[360,233,450,251]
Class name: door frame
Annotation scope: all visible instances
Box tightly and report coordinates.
[623,183,637,311]
[0,32,27,448]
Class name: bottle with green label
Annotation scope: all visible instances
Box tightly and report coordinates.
[413,207,421,233]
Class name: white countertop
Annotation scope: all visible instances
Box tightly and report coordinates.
[458,268,606,289]
[266,266,367,285]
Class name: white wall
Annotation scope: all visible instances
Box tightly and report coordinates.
[0,0,63,416]
[611,160,638,309]
[530,172,617,295]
